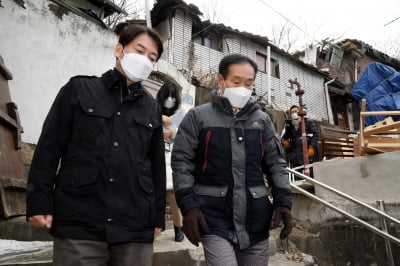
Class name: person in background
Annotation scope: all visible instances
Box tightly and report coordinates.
[281,105,319,177]
[26,25,166,266]
[156,82,185,242]
[172,54,293,265]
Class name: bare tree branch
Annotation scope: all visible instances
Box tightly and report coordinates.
[271,21,300,52]
[103,0,144,30]
[200,0,227,24]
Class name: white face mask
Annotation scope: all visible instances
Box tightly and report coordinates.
[222,87,253,108]
[120,51,153,82]
[291,113,300,127]
[163,97,176,109]
[291,113,299,120]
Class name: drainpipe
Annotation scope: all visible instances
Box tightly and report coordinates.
[145,0,152,28]
[324,79,335,124]
[267,46,271,106]
[354,58,358,82]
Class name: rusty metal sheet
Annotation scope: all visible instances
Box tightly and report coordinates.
[0,55,26,218]
[0,124,26,218]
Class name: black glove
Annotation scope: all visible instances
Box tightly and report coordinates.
[182,208,210,246]
[273,206,293,239]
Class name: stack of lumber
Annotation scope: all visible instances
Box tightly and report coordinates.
[319,126,357,160]
[354,99,400,156]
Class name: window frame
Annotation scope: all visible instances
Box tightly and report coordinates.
[256,52,280,79]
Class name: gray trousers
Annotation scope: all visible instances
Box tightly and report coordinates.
[201,234,269,266]
[53,238,153,266]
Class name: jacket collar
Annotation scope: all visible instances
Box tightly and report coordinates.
[102,68,125,89]
[102,69,151,100]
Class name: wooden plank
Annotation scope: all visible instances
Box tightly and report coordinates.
[366,142,400,148]
[364,136,400,144]
[323,141,354,147]
[361,138,400,155]
[0,109,18,129]
[323,136,354,142]
[354,136,361,157]
[323,148,354,153]
[0,183,26,218]
[0,177,26,190]
[365,116,393,128]
[362,144,385,155]
[360,111,400,116]
[364,120,400,136]
[0,55,13,80]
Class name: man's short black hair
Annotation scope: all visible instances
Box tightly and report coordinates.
[118,25,163,61]
[290,105,299,112]
[218,54,258,79]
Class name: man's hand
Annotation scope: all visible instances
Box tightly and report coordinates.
[282,140,291,148]
[162,115,173,127]
[182,208,209,246]
[28,215,53,228]
[154,227,163,236]
[273,206,293,239]
[163,127,173,139]
[308,145,315,158]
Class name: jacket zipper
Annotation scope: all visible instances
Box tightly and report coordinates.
[202,130,212,172]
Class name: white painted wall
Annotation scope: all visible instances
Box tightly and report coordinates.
[0,0,117,143]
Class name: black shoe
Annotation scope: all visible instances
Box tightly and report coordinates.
[174,226,184,242]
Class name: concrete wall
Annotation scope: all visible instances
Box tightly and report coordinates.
[0,0,117,144]
[0,1,196,144]
[313,151,400,205]
[291,152,400,224]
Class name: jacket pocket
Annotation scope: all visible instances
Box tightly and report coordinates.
[194,184,228,197]
[137,174,155,225]
[57,167,100,188]
[247,185,273,233]
[74,97,113,147]
[133,116,161,154]
[54,167,101,221]
[138,174,154,196]
[194,184,229,224]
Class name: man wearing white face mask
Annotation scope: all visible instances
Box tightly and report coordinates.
[26,25,166,266]
[172,54,293,266]
[281,105,319,177]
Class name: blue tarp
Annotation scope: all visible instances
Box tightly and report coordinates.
[352,62,400,126]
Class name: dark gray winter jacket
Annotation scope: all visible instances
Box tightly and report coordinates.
[171,94,292,249]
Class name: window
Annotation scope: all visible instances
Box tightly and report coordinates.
[256,52,280,79]
[192,33,222,51]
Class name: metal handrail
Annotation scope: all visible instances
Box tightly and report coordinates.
[288,167,400,246]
